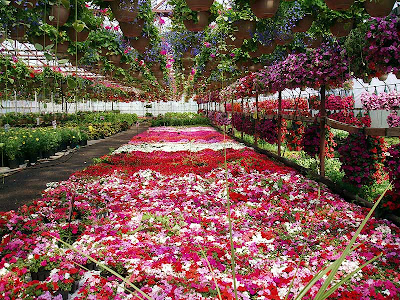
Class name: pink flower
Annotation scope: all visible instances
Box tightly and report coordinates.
[41,260,47,267]
[158,17,165,25]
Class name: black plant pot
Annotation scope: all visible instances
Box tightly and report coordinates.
[31,269,50,281]
[8,158,20,169]
[49,149,56,157]
[28,153,38,164]
[42,151,51,159]
[55,290,69,300]
[70,143,78,149]
[60,143,68,151]
[79,140,87,146]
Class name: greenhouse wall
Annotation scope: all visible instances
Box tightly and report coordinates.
[0,99,198,117]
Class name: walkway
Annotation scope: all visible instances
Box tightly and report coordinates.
[0,124,149,211]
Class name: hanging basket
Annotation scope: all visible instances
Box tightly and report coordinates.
[232,20,255,40]
[250,0,279,19]
[225,36,244,48]
[9,24,26,41]
[120,19,144,38]
[259,42,276,54]
[67,28,90,42]
[108,54,122,66]
[324,0,354,11]
[275,35,294,46]
[130,37,150,53]
[305,36,323,49]
[330,18,353,37]
[47,5,70,27]
[120,62,131,70]
[364,0,396,17]
[292,15,314,33]
[110,0,139,23]
[378,73,388,81]
[185,0,214,11]
[11,0,38,9]
[183,12,210,32]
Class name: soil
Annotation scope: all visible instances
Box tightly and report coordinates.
[0,124,149,212]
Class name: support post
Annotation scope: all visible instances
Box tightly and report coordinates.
[278,91,282,156]
[241,98,244,140]
[254,93,259,148]
[319,85,327,177]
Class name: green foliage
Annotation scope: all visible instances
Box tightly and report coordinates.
[150,113,210,127]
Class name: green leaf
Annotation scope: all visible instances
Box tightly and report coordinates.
[48,16,55,21]
[58,59,69,65]
[8,78,14,84]
[67,77,77,89]
[34,43,44,51]
[60,0,70,8]
[72,20,86,33]
[44,53,53,61]
[45,44,55,50]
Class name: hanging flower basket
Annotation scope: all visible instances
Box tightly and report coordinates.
[130,36,150,53]
[275,34,294,46]
[305,35,323,49]
[292,15,314,33]
[47,5,70,27]
[120,62,131,70]
[225,36,244,48]
[250,0,279,19]
[259,42,276,54]
[185,0,214,11]
[9,24,26,41]
[364,0,396,17]
[183,11,210,32]
[108,54,122,66]
[330,18,353,37]
[232,20,255,40]
[120,19,144,38]
[110,0,139,23]
[324,0,354,11]
[67,28,89,42]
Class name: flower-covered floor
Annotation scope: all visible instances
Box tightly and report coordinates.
[1,127,400,299]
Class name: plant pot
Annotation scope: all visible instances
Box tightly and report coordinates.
[11,0,38,9]
[79,139,87,146]
[110,0,139,23]
[55,290,69,300]
[67,28,90,42]
[120,19,144,38]
[28,153,38,164]
[324,0,354,11]
[9,24,26,41]
[259,42,276,54]
[292,15,314,33]
[47,5,71,27]
[31,270,50,281]
[305,35,323,48]
[55,41,69,54]
[225,36,244,48]
[364,0,395,17]
[330,18,353,37]
[183,11,210,32]
[31,35,52,47]
[7,159,19,169]
[120,62,131,70]
[275,35,294,46]
[108,54,122,66]
[185,0,214,11]
[130,37,150,53]
[250,0,279,19]
[232,20,255,39]
[378,74,388,81]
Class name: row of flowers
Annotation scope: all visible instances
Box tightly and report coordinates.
[207,112,399,212]
[0,126,400,299]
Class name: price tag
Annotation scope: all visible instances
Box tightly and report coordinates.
[4,124,10,132]
[136,122,139,128]
[36,117,40,126]
[52,120,57,129]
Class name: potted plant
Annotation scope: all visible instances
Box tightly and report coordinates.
[46,0,71,27]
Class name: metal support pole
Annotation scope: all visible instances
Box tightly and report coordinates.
[278,91,282,156]
[254,93,259,147]
[319,85,327,177]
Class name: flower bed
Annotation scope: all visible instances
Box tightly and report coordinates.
[1,126,400,299]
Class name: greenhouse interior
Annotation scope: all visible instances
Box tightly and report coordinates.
[1,0,400,299]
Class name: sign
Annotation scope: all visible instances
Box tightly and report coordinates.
[52,120,57,129]
[4,124,10,132]
[36,117,40,126]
